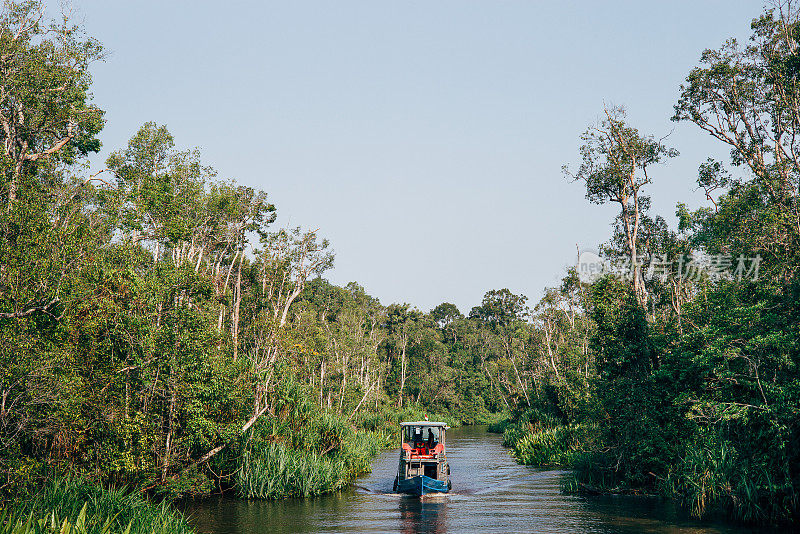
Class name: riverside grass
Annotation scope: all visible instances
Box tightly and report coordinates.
[497,421,593,467]
[237,441,370,499]
[237,425,388,499]
[496,412,790,524]
[0,478,192,534]
[662,437,794,525]
[489,408,592,467]
[237,374,458,500]
[237,404,460,500]
[505,424,589,466]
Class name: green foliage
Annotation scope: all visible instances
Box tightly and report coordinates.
[429,302,462,328]
[468,289,527,329]
[237,444,343,499]
[236,435,383,500]
[231,372,391,500]
[588,278,653,380]
[5,0,800,528]
[562,451,623,494]
[0,0,104,175]
[660,431,796,524]
[1,478,192,534]
[491,407,595,467]
[509,425,591,466]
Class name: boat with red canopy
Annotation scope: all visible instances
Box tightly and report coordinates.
[393,421,451,496]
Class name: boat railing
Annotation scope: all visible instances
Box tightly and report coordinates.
[402,443,444,460]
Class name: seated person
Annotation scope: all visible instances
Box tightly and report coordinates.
[426,429,436,449]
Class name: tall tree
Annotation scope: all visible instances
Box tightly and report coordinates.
[385,304,423,408]
[673,4,800,279]
[0,0,104,213]
[565,106,677,307]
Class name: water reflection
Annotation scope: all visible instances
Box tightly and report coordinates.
[399,497,447,534]
[182,427,782,534]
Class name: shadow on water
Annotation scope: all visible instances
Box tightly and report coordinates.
[398,497,447,534]
[181,426,784,534]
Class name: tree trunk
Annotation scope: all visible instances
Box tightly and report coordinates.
[6,161,22,214]
[232,253,243,361]
[217,250,239,332]
[319,360,325,408]
[338,354,347,413]
[162,377,177,482]
[398,344,407,408]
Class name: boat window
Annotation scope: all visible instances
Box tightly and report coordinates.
[404,426,441,443]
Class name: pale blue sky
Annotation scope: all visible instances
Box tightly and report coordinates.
[78,1,759,313]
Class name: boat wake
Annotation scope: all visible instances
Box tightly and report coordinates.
[355,484,479,499]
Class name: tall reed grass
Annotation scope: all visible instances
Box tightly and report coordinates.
[237,431,385,499]
[0,478,192,534]
[561,450,622,494]
[238,400,462,499]
[508,424,589,466]
[238,401,394,500]
[492,408,592,467]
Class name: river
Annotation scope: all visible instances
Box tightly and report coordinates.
[182,426,778,534]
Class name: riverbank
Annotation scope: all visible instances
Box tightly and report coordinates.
[488,417,649,496]
[1,404,464,533]
[183,426,780,534]
[489,409,796,527]
[235,405,461,500]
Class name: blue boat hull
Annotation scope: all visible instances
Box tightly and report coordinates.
[396,475,449,496]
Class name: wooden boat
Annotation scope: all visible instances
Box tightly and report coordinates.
[393,421,451,496]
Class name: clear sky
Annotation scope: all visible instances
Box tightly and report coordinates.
[77,0,760,313]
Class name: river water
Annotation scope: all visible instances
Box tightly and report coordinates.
[182,426,777,534]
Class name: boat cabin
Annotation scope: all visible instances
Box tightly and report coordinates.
[394,421,450,495]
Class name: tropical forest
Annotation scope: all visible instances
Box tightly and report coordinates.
[0,1,799,532]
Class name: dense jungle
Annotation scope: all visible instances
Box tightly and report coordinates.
[1,0,799,531]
